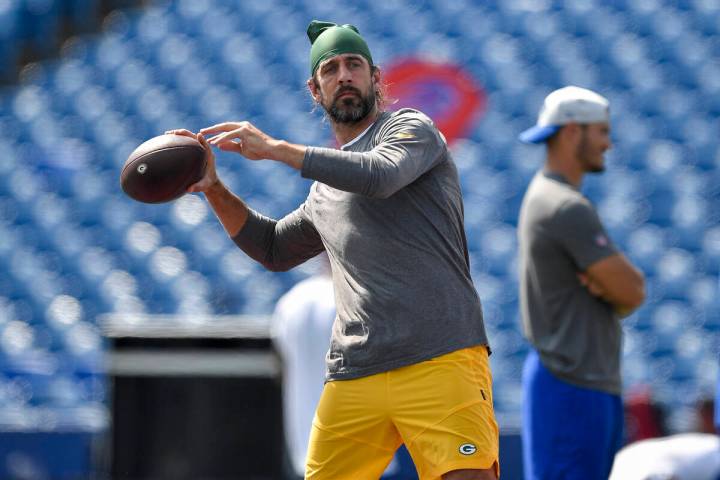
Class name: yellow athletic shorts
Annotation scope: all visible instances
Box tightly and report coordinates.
[305,346,500,480]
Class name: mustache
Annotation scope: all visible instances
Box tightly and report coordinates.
[333,86,362,101]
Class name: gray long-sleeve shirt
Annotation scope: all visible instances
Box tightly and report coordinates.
[233,108,489,381]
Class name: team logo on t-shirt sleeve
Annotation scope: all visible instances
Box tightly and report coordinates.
[595,233,609,247]
[394,132,415,140]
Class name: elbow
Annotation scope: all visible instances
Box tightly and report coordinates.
[630,271,646,308]
[630,279,646,310]
[624,290,645,311]
[620,276,646,311]
[363,167,404,199]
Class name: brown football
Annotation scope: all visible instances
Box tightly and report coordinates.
[120,134,206,204]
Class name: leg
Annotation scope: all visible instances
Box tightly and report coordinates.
[305,375,402,480]
[596,394,624,477]
[561,390,623,480]
[522,350,552,480]
[522,349,622,480]
[390,346,500,480]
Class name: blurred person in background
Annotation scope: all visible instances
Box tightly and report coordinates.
[272,255,335,480]
[608,394,720,479]
[716,371,720,434]
[271,254,417,480]
[608,432,720,480]
[169,20,498,480]
[517,86,646,480]
[697,396,716,434]
[624,385,668,444]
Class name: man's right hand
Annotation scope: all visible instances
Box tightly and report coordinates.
[165,129,219,193]
[165,128,249,237]
[577,272,606,298]
[200,121,306,171]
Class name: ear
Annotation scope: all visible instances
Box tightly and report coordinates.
[562,123,582,143]
[307,77,321,103]
[371,65,381,86]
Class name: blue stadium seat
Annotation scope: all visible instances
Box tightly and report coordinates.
[654,248,697,299]
[626,223,667,275]
[701,226,720,273]
[0,0,21,78]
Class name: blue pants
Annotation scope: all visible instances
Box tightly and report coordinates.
[715,368,720,433]
[522,350,623,480]
[381,445,418,480]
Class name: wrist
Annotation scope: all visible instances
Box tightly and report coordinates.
[205,178,224,196]
[273,140,306,170]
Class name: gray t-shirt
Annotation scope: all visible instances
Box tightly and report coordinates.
[518,171,621,394]
[234,109,488,381]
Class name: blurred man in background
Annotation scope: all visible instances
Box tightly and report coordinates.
[271,256,336,480]
[170,20,498,479]
[517,86,645,480]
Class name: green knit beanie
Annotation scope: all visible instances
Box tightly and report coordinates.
[307,20,373,76]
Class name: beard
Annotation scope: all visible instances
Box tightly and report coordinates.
[577,134,605,173]
[322,85,376,124]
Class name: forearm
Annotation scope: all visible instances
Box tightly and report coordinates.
[239,136,407,197]
[204,180,250,237]
[269,140,306,171]
[612,280,645,318]
[272,113,443,197]
[609,267,645,314]
[232,207,325,272]
[583,254,646,316]
[586,280,644,318]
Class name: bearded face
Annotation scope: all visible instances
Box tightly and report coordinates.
[310,54,380,125]
[321,83,377,125]
[576,124,610,173]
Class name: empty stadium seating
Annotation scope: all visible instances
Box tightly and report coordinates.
[0,0,718,454]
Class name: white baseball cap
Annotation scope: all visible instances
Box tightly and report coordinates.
[519,86,610,144]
